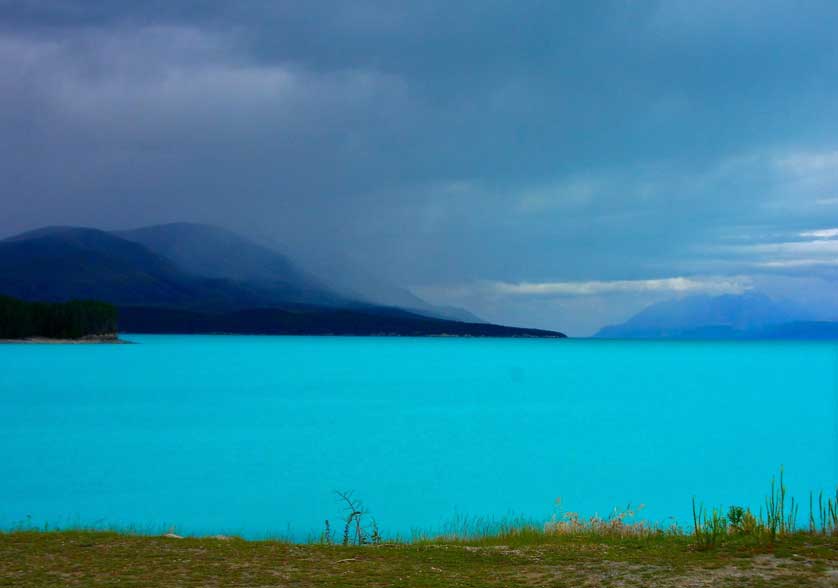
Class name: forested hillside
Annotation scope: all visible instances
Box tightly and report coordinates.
[0,295,117,339]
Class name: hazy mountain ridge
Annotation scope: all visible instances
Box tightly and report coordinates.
[118,223,483,322]
[118,306,560,338]
[230,234,486,323]
[0,225,562,337]
[0,227,267,310]
[115,223,344,306]
[595,292,834,339]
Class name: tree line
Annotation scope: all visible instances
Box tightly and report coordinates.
[0,295,118,339]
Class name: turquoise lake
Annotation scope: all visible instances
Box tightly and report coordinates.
[1,335,836,539]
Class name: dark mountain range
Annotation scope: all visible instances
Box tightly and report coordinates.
[0,225,564,338]
[118,223,483,323]
[0,226,277,310]
[115,223,344,307]
[594,292,836,339]
[118,305,560,337]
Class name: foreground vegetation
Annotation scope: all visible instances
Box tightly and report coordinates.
[2,470,836,587]
[0,295,117,339]
[1,529,835,587]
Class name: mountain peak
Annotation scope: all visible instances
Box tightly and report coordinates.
[116,223,304,277]
[596,292,807,339]
[4,225,109,242]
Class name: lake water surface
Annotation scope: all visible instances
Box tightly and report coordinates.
[1,335,835,539]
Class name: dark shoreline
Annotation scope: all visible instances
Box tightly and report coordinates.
[0,334,128,344]
[118,306,566,338]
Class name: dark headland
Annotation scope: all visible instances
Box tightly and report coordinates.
[0,295,122,343]
[118,305,563,337]
[0,225,565,339]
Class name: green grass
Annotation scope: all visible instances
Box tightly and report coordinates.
[1,529,835,587]
[2,469,836,586]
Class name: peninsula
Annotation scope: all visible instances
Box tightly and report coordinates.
[0,295,120,342]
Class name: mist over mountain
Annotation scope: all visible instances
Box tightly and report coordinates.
[0,226,294,310]
[2,3,838,335]
[0,224,558,337]
[287,247,485,323]
[595,293,827,339]
[116,223,346,307]
[118,222,483,323]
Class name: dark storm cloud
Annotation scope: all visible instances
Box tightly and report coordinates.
[2,1,838,334]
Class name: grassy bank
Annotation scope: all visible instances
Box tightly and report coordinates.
[2,470,836,586]
[1,530,836,587]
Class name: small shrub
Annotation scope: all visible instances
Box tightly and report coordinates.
[727,506,745,531]
[740,509,758,535]
[692,499,727,549]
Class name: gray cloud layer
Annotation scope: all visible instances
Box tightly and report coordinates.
[2,1,838,334]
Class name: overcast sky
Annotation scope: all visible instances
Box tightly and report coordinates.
[2,1,838,334]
